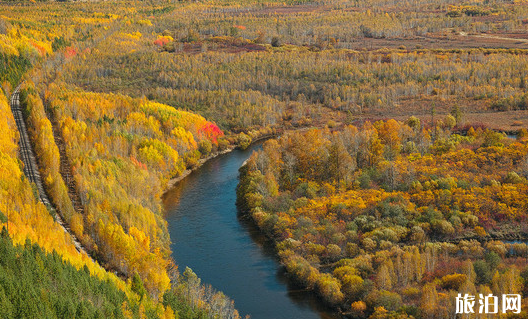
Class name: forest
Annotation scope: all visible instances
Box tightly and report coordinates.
[238,120,528,317]
[50,0,528,134]
[21,81,227,296]
[0,77,240,319]
[1,0,528,317]
[4,0,527,135]
[0,233,139,319]
[0,86,163,318]
[0,2,241,319]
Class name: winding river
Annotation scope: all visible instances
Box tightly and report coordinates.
[163,142,341,319]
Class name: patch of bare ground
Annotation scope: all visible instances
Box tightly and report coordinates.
[339,31,528,51]
[461,110,528,131]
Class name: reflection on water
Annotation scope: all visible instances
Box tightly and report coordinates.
[163,143,341,319]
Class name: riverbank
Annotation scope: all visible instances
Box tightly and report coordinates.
[165,146,236,191]
[162,141,341,319]
[165,131,280,192]
[236,163,348,316]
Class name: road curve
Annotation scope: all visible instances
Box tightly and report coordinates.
[10,86,90,257]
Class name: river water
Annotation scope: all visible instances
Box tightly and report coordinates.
[163,142,341,319]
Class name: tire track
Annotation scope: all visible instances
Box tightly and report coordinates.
[10,86,90,257]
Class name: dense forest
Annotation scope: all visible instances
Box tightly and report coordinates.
[0,234,140,319]
[2,0,528,317]
[0,74,240,319]
[0,3,241,319]
[21,82,226,296]
[5,0,527,134]
[50,0,528,133]
[238,120,528,317]
[0,87,164,318]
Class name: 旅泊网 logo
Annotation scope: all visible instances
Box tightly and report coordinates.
[456,293,521,314]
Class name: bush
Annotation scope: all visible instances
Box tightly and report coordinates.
[367,290,403,312]
[237,132,251,150]
[271,36,281,47]
[440,273,467,290]
[316,274,344,305]
[473,260,492,285]
[198,139,212,155]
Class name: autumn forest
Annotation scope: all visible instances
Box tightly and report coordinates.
[1,0,528,318]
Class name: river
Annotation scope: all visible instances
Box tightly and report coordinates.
[163,142,341,319]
